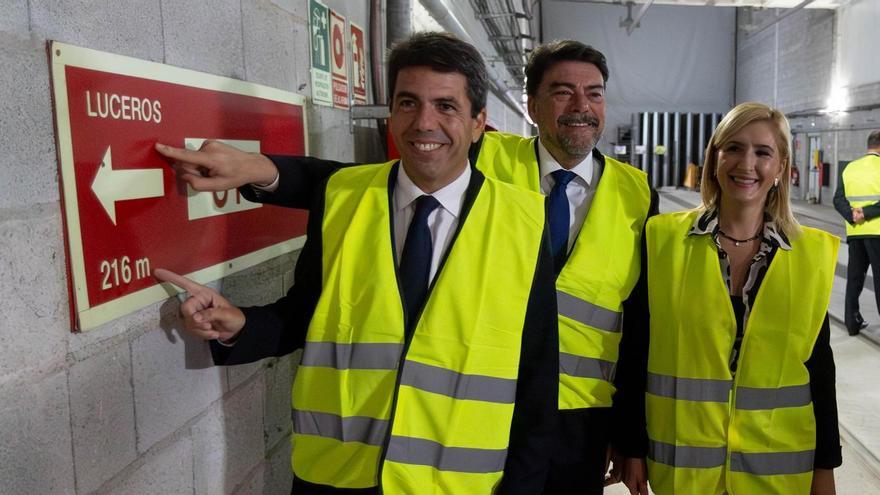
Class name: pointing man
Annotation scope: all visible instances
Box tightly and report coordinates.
[156,32,558,494]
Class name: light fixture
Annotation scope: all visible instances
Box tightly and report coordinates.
[823,79,849,115]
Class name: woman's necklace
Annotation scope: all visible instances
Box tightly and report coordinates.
[717,228,761,247]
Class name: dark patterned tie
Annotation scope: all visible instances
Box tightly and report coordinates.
[548,170,577,271]
[399,195,441,327]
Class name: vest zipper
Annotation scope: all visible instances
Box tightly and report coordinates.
[376,256,442,493]
[376,165,478,492]
[724,284,748,494]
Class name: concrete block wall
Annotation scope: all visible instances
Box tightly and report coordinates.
[735,5,880,206]
[733,21,776,107]
[0,1,389,493]
[775,9,834,114]
[735,8,833,113]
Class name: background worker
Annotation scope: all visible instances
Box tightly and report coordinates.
[834,130,880,335]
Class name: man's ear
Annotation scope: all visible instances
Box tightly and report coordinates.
[471,108,487,143]
[527,96,536,123]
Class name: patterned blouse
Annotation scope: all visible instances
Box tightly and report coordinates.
[687,208,792,373]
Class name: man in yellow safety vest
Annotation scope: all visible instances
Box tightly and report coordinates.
[155,32,559,494]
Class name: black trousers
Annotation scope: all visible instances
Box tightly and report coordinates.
[845,237,880,330]
[543,408,612,495]
[291,477,377,494]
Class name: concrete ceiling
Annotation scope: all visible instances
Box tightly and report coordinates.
[553,0,845,8]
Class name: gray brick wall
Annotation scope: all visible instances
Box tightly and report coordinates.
[68,343,138,493]
[735,6,880,206]
[0,1,468,493]
[777,9,834,113]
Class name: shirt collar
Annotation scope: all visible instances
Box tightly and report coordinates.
[868,151,880,157]
[395,161,471,218]
[537,138,594,186]
[688,208,792,251]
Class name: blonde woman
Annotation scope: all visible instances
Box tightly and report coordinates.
[620,102,840,494]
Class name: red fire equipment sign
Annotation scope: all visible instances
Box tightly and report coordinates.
[49,41,308,331]
[329,10,349,109]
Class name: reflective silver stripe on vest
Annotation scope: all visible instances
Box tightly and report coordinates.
[735,384,812,410]
[300,342,403,370]
[292,409,388,446]
[729,450,815,475]
[385,435,507,473]
[557,291,622,333]
[647,372,731,402]
[400,360,518,404]
[559,352,616,382]
[846,194,880,202]
[649,439,726,468]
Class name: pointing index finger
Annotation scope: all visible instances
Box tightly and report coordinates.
[153,268,203,293]
[154,142,213,167]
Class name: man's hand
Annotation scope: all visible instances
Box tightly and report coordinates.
[154,268,246,341]
[154,140,278,191]
[853,207,866,224]
[620,457,649,495]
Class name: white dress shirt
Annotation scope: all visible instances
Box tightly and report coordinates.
[253,161,468,284]
[537,140,599,252]
[393,163,470,283]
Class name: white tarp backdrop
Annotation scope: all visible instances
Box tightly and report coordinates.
[540,3,736,153]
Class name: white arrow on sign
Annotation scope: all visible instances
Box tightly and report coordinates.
[91,146,164,225]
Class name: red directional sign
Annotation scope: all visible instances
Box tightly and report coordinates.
[49,41,308,331]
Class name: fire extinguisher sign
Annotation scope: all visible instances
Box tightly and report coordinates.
[329,10,349,109]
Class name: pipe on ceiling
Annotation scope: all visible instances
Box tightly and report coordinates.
[387,0,413,46]
[419,0,528,119]
[370,0,386,105]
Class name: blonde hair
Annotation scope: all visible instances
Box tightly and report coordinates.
[699,102,801,238]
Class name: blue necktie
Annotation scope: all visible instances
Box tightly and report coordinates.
[399,195,441,327]
[548,170,577,270]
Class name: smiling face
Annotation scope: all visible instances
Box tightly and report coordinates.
[527,60,605,169]
[389,66,486,193]
[714,120,783,211]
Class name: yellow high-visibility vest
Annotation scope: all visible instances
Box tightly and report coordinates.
[477,131,651,408]
[645,210,838,494]
[842,153,880,236]
[291,161,546,494]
